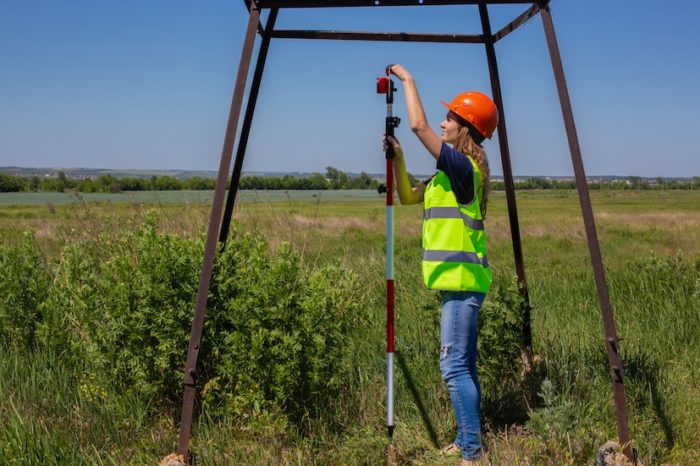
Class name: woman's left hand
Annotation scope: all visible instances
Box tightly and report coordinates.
[383,134,404,158]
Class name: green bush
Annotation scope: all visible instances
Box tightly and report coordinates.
[35,214,200,402]
[2,213,368,429]
[203,239,366,426]
[478,275,528,423]
[0,231,49,347]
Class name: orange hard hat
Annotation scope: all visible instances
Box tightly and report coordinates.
[440,91,499,139]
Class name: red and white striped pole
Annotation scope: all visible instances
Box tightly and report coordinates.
[386,135,395,439]
[378,67,400,440]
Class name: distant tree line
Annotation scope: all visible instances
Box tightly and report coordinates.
[491,176,700,191]
[1,170,698,193]
[0,172,214,193]
[0,167,380,193]
[239,167,378,190]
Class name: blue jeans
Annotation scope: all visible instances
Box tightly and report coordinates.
[440,291,485,460]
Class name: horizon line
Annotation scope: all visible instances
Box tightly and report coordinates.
[1,166,698,180]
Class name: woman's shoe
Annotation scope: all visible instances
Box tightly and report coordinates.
[440,443,461,456]
[460,460,480,466]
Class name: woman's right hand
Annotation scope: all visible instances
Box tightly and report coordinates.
[387,64,412,82]
[383,134,403,158]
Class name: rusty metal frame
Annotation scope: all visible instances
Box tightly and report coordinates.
[176,1,260,455]
[177,0,634,462]
[478,3,532,352]
[256,0,532,7]
[539,3,633,459]
[270,29,485,43]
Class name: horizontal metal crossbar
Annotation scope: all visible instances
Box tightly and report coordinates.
[493,3,541,42]
[269,29,484,43]
[254,0,535,8]
[244,0,546,44]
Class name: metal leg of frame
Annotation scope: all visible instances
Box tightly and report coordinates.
[177,1,261,460]
[220,9,279,244]
[539,5,634,462]
[478,4,533,352]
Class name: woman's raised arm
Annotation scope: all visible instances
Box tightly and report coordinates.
[388,64,442,161]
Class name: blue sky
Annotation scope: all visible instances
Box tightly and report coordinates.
[1,1,699,177]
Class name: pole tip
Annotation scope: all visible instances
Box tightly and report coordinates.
[384,442,398,466]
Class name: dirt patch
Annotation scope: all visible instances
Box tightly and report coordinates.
[290,215,370,231]
[596,210,700,229]
[486,218,584,240]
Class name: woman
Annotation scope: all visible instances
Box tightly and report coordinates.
[383,64,497,465]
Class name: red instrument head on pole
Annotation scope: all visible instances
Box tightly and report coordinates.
[377,76,390,94]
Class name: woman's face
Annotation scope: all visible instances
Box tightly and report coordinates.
[440,115,461,144]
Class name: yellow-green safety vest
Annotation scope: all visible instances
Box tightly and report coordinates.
[422,157,491,292]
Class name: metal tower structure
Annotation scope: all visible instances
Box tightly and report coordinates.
[177,1,635,462]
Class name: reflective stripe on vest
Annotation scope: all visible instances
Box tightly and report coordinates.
[422,250,489,268]
[423,207,484,231]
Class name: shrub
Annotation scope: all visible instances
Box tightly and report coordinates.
[0,231,49,347]
[5,213,368,429]
[35,213,201,401]
[203,240,366,426]
[478,275,528,423]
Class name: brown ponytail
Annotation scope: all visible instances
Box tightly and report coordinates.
[453,126,490,218]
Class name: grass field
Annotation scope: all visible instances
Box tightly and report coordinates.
[1,190,698,465]
[0,189,381,206]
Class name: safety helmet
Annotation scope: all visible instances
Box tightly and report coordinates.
[440,91,499,139]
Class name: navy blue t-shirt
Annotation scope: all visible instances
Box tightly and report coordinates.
[424,142,475,205]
